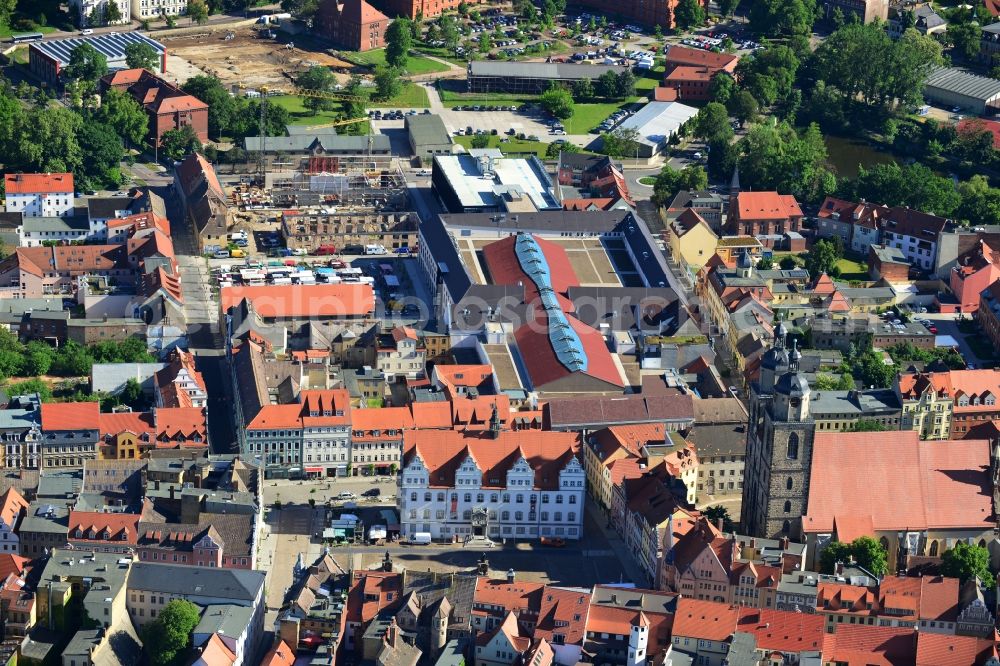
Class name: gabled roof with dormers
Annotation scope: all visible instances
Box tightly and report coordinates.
[402,430,581,490]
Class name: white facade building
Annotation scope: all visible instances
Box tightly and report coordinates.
[245,389,352,478]
[131,0,188,19]
[4,173,74,219]
[72,0,131,26]
[399,430,585,541]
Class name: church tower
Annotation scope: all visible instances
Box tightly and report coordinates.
[742,340,817,539]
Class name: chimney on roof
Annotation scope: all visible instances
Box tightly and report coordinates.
[716,517,724,532]
[386,618,399,648]
[834,561,844,575]
[781,536,790,550]
[478,553,489,576]
[506,568,515,584]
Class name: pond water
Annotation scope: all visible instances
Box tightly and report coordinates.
[823,135,900,179]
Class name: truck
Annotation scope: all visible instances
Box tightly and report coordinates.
[410,532,432,545]
[365,244,387,255]
[229,248,246,259]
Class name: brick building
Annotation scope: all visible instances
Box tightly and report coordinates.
[726,191,804,239]
[316,0,388,52]
[574,0,707,29]
[378,0,482,18]
[100,69,209,147]
[661,46,738,102]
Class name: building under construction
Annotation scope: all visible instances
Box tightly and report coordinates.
[263,154,410,210]
[281,210,419,253]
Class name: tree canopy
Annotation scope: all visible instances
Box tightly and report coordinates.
[143,600,201,666]
[125,41,160,71]
[941,542,994,588]
[737,121,834,202]
[749,0,816,36]
[819,536,888,577]
[540,84,574,119]
[386,19,414,69]
[651,164,708,206]
[65,43,108,84]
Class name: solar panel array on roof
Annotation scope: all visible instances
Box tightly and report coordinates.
[513,233,587,373]
[32,32,165,67]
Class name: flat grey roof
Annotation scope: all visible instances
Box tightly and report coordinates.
[440,209,630,233]
[406,114,451,145]
[924,67,1000,102]
[469,60,626,80]
[21,216,90,233]
[809,388,901,416]
[31,32,165,67]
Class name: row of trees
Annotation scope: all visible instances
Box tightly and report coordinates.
[182,75,291,141]
[820,537,993,587]
[0,330,155,381]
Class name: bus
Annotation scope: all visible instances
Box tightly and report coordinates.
[11,33,43,44]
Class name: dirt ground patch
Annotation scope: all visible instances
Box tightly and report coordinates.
[162,28,358,89]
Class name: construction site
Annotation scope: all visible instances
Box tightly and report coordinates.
[280,210,419,253]
[161,26,358,88]
[228,154,409,231]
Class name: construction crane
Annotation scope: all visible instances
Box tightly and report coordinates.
[232,83,370,182]
[305,117,369,129]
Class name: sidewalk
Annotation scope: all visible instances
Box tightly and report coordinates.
[585,496,652,587]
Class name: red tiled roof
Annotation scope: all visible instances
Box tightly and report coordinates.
[156,350,205,409]
[41,402,100,431]
[736,607,825,653]
[99,411,155,438]
[734,191,803,221]
[261,640,296,666]
[534,587,590,645]
[4,172,73,194]
[481,234,581,304]
[916,631,997,666]
[803,432,994,534]
[155,407,208,446]
[434,364,494,390]
[562,197,616,211]
[221,284,375,318]
[402,429,581,490]
[107,211,170,238]
[451,395,510,430]
[351,407,414,432]
[884,206,948,240]
[346,571,402,623]
[68,511,140,544]
[672,598,739,641]
[513,310,623,390]
[473,578,544,615]
[391,326,417,342]
[341,0,388,24]
[247,390,350,430]
[102,68,146,87]
[664,65,715,82]
[0,554,28,583]
[988,0,1000,16]
[827,625,916,666]
[918,576,959,622]
[199,633,237,666]
[817,196,888,231]
[664,45,738,70]
[585,605,646,634]
[0,488,27,531]
[409,401,453,429]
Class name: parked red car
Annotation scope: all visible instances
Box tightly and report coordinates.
[316,245,338,256]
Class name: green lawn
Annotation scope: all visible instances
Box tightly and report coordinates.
[564,102,634,134]
[269,81,429,125]
[638,176,656,185]
[455,134,550,157]
[345,49,451,75]
[455,134,594,158]
[368,82,430,108]
[0,24,58,38]
[835,257,869,281]
[439,89,540,107]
